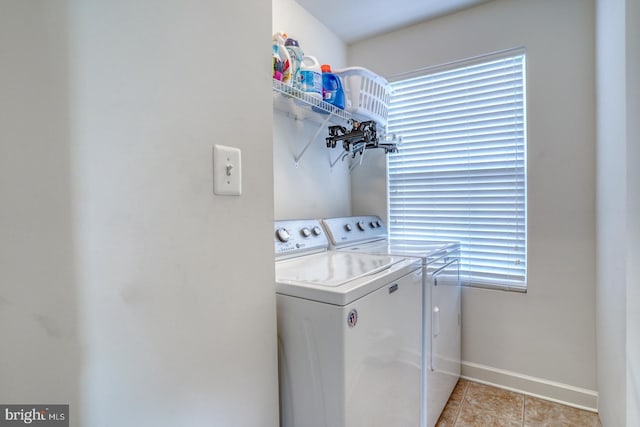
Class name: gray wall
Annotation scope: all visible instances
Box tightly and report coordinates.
[0,1,278,426]
[596,0,640,424]
[0,1,80,421]
[349,0,597,408]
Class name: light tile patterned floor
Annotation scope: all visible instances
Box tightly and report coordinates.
[436,379,602,427]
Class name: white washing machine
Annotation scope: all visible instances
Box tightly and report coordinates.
[322,216,461,427]
[274,219,423,427]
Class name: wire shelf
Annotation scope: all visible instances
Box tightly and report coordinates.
[272,78,400,169]
[272,79,352,124]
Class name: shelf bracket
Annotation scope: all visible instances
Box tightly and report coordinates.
[293,112,333,167]
[329,148,348,168]
[349,146,367,172]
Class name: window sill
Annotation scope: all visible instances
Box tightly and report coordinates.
[462,280,527,293]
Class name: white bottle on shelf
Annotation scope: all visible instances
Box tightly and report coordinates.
[284,35,304,89]
[272,32,292,85]
[298,55,322,100]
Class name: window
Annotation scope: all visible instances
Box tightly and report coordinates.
[387,50,527,291]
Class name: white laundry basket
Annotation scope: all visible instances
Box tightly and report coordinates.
[333,67,391,128]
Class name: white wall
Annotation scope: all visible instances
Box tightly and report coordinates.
[626,1,640,423]
[350,150,388,222]
[596,0,640,424]
[349,0,598,409]
[1,1,279,426]
[272,0,351,219]
[596,1,626,423]
[0,1,80,422]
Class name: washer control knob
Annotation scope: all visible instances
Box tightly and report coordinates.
[376,220,383,227]
[300,227,311,238]
[276,228,291,242]
[345,224,353,232]
[370,221,376,228]
[311,226,322,236]
[357,220,366,231]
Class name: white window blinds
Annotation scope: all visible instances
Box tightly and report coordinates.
[387,52,527,290]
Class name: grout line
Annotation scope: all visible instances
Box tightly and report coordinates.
[452,379,469,426]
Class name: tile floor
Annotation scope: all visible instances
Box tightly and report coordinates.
[436,379,602,427]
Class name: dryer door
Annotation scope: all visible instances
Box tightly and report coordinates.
[428,258,461,427]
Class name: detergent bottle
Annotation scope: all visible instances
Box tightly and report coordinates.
[298,55,322,99]
[283,35,304,89]
[272,32,292,85]
[321,64,345,109]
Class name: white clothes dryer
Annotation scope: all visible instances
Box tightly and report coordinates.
[274,219,423,427]
[322,216,461,427]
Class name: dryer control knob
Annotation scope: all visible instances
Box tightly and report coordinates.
[311,226,322,236]
[300,227,311,238]
[276,228,291,242]
[357,220,366,231]
[345,224,353,232]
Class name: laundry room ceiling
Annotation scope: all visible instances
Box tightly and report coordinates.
[294,0,491,43]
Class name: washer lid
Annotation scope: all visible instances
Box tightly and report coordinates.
[275,251,421,305]
[276,251,397,287]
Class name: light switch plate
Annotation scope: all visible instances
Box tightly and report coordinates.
[213,144,242,196]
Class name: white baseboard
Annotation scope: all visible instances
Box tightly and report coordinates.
[461,360,598,412]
